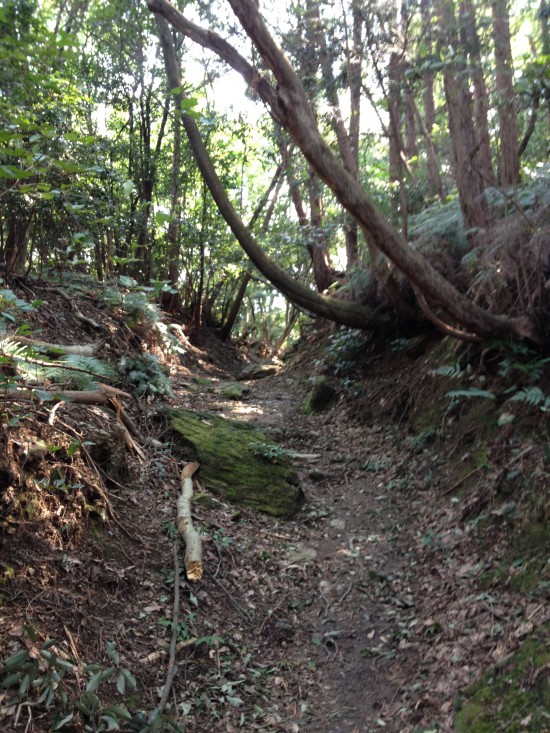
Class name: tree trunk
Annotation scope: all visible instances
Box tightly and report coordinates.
[437,0,490,233]
[345,0,363,265]
[387,52,408,237]
[219,272,251,340]
[280,138,337,292]
[459,0,496,187]
[307,169,337,292]
[303,0,360,267]
[492,0,520,185]
[419,0,443,199]
[4,205,32,275]
[541,0,550,138]
[412,99,445,202]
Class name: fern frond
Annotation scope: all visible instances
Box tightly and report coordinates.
[447,389,495,400]
[508,387,546,407]
[58,355,117,381]
[122,292,160,322]
[431,364,465,379]
[46,355,117,390]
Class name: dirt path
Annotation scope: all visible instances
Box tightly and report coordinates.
[201,364,548,733]
[239,374,403,732]
[2,334,547,733]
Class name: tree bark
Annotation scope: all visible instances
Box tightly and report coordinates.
[492,0,521,185]
[419,0,441,198]
[541,0,550,137]
[459,0,496,186]
[412,98,445,202]
[437,0,490,232]
[303,0,359,266]
[388,52,408,237]
[218,272,251,340]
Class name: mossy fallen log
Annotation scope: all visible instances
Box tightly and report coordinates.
[166,408,303,518]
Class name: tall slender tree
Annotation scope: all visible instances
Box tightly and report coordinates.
[492,0,521,185]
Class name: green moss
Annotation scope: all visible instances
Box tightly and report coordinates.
[517,523,550,553]
[166,408,303,518]
[218,382,248,400]
[304,376,337,415]
[0,566,15,586]
[454,623,550,732]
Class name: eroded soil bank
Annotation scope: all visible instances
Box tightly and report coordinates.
[1,318,549,733]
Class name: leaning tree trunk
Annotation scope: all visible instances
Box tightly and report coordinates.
[492,0,521,186]
[149,0,536,342]
[220,161,283,339]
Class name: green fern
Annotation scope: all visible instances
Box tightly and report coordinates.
[0,339,116,391]
[431,363,467,379]
[101,288,161,323]
[46,355,117,390]
[508,387,550,410]
[446,388,496,400]
[119,353,172,396]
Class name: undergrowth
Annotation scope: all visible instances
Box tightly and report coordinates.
[0,636,183,732]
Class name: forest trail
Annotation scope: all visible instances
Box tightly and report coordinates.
[229,371,405,733]
[2,322,548,733]
[172,348,549,733]
[162,352,498,733]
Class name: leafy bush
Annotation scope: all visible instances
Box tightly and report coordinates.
[119,353,173,397]
[0,638,159,733]
[322,329,369,376]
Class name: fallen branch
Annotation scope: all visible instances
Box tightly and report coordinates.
[4,387,131,403]
[157,541,181,714]
[3,386,138,436]
[43,287,104,332]
[7,336,104,357]
[177,461,203,581]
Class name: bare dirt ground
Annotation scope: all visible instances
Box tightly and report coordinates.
[1,294,548,733]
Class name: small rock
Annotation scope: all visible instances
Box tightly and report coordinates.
[304,376,338,414]
[329,518,346,530]
[287,545,318,563]
[240,363,281,380]
[218,382,250,400]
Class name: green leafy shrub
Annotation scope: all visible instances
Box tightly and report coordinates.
[0,338,116,391]
[119,353,173,396]
[0,638,161,733]
[321,329,369,376]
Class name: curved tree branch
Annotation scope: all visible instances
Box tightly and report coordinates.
[153,13,389,329]
[148,0,537,342]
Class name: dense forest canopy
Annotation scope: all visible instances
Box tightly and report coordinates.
[0,0,549,345]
